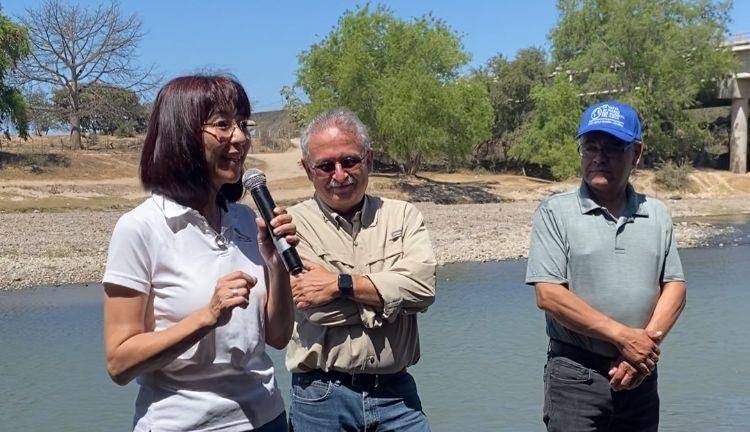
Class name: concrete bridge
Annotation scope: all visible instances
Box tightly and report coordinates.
[720,33,750,174]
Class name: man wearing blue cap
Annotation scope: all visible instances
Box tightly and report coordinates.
[525,101,686,431]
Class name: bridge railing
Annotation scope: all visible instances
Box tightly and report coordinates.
[727,32,750,45]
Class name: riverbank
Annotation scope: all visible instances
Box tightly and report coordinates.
[2,196,749,290]
[3,139,750,289]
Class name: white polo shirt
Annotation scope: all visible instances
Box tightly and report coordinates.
[103,194,284,432]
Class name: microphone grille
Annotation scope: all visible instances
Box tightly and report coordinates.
[242,168,266,190]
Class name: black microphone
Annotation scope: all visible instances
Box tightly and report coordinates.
[242,169,304,275]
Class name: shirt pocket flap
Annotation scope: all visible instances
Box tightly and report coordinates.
[366,243,403,266]
[310,244,355,269]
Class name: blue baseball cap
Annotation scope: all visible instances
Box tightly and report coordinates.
[576,100,642,144]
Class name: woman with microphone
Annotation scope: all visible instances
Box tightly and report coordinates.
[102,75,295,431]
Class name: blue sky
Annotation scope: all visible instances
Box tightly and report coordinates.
[5,1,749,112]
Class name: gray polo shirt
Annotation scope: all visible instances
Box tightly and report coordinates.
[525,182,685,357]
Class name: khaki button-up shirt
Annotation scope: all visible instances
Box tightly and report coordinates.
[285,195,437,374]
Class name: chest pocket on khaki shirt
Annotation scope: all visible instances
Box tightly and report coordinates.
[311,245,355,273]
[366,239,403,273]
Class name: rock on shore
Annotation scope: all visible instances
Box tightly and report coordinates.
[1,197,748,290]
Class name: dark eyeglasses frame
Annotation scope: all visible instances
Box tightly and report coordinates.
[202,120,255,143]
[309,152,368,176]
[577,140,639,158]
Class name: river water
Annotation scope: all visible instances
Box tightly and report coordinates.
[2,219,749,431]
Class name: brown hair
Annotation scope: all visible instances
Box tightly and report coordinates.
[139,74,251,209]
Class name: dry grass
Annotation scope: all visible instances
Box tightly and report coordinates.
[0,135,141,181]
[2,133,141,151]
[0,193,144,212]
[0,152,140,181]
[0,135,274,212]
[2,135,750,213]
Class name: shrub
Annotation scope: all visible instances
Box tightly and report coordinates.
[115,125,135,138]
[0,152,70,169]
[654,160,693,191]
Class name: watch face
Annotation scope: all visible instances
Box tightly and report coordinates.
[338,274,354,297]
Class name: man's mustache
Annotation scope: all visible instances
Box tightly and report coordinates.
[328,177,356,188]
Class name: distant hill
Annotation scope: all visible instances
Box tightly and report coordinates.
[250,110,299,138]
[249,110,300,152]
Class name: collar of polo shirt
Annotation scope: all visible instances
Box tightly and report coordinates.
[577,182,649,217]
[152,193,236,221]
[153,194,194,219]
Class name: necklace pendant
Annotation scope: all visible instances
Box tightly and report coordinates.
[214,233,228,250]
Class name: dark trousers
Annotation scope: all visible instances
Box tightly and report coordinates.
[253,412,287,432]
[543,340,659,432]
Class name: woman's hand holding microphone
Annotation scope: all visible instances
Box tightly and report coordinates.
[203,207,298,328]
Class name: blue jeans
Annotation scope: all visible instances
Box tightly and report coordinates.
[543,355,659,432]
[289,371,430,432]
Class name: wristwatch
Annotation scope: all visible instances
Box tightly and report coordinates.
[338,274,354,298]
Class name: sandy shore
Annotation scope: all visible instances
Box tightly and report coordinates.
[2,196,749,290]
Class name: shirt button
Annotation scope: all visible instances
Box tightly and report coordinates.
[354,241,358,246]
[368,356,375,364]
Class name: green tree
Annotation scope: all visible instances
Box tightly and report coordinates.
[0,7,30,138]
[52,83,149,136]
[287,6,492,174]
[472,48,548,167]
[511,76,583,180]
[279,85,305,128]
[549,0,735,164]
[24,89,59,136]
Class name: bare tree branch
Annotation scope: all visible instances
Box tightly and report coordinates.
[13,0,160,149]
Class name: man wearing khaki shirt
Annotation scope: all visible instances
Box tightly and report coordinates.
[286,108,436,431]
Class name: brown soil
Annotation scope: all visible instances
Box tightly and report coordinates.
[3,136,750,212]
[2,136,750,289]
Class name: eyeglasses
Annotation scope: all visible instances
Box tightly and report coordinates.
[202,119,255,142]
[310,153,367,175]
[577,141,637,158]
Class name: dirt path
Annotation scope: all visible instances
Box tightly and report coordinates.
[250,138,306,181]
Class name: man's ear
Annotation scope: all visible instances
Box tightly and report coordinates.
[365,149,374,171]
[633,142,644,167]
[300,159,313,181]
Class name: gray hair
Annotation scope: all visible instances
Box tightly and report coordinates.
[300,108,372,159]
